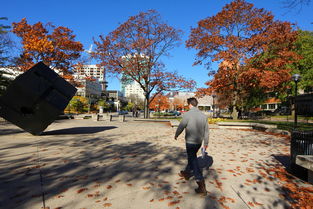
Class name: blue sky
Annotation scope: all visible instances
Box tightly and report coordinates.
[3,0,313,91]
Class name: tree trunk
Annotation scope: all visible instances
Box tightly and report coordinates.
[232,91,239,120]
[231,106,238,120]
[144,94,150,119]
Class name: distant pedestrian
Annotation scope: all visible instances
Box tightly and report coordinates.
[174,97,209,195]
[132,105,137,117]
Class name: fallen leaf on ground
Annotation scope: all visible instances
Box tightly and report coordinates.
[103,203,112,207]
[166,196,173,200]
[248,201,255,207]
[76,188,88,193]
[168,200,180,206]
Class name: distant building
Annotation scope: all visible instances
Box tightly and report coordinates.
[106,90,127,111]
[259,98,281,112]
[168,91,214,114]
[73,64,108,92]
[75,78,102,102]
[0,67,23,80]
[123,81,145,102]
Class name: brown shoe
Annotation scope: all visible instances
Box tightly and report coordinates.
[195,180,207,195]
[178,170,192,180]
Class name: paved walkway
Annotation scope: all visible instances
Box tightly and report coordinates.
[0,118,312,209]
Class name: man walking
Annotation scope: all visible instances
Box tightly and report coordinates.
[174,97,209,195]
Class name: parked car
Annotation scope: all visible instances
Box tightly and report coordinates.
[118,110,128,115]
[168,110,181,116]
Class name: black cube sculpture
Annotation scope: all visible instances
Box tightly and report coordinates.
[0,62,77,135]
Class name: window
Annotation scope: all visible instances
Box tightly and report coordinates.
[261,104,267,109]
[269,104,276,109]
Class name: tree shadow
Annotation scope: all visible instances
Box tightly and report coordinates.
[273,154,308,181]
[272,155,290,170]
[0,128,25,136]
[0,132,220,209]
[41,126,117,135]
[231,129,311,208]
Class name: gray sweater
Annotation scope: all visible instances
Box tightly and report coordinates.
[175,107,209,146]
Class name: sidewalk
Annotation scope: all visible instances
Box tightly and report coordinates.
[0,119,312,209]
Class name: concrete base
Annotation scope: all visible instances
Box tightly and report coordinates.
[216,122,254,129]
[296,155,313,183]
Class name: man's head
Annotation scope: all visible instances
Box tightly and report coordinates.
[187,97,198,107]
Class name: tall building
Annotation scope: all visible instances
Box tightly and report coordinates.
[123,81,145,102]
[75,78,102,100]
[73,65,108,92]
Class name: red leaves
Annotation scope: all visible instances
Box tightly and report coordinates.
[214,179,223,191]
[12,18,83,75]
[168,200,180,206]
[172,190,180,196]
[149,94,170,111]
[188,0,299,110]
[217,196,234,209]
[76,188,88,193]
[103,203,112,207]
[93,10,195,115]
[262,166,313,208]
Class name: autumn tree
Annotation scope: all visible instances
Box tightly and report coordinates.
[0,17,12,66]
[187,0,299,119]
[0,17,14,95]
[12,18,83,81]
[282,0,311,10]
[172,97,185,110]
[0,17,10,34]
[93,10,195,118]
[290,30,313,93]
[149,93,170,111]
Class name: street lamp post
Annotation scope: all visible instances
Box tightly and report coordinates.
[212,94,216,118]
[292,74,301,128]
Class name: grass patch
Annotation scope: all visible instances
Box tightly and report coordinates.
[224,119,313,131]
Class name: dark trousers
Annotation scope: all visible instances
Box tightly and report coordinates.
[185,143,203,181]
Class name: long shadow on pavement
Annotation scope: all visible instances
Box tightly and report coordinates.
[42,126,117,135]
[0,131,220,209]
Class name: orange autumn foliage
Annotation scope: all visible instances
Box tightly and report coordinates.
[187,0,299,110]
[264,167,313,208]
[12,18,83,81]
[149,94,170,111]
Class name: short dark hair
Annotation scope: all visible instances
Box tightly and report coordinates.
[187,97,198,107]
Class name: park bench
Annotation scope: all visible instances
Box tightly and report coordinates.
[216,122,281,131]
[216,122,255,129]
[296,155,313,183]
